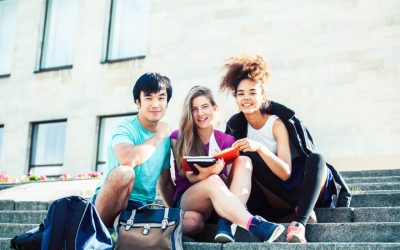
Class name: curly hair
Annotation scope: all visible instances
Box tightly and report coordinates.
[219,55,270,96]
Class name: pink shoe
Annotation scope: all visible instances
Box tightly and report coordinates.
[286,221,307,243]
[295,207,318,224]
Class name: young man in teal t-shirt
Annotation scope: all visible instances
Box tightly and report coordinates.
[94,72,175,227]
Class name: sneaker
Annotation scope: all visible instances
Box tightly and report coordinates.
[214,218,235,243]
[295,207,318,224]
[248,215,285,243]
[286,221,307,243]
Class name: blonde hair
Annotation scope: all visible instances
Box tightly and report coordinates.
[175,86,218,175]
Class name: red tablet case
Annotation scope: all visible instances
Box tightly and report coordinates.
[182,146,239,172]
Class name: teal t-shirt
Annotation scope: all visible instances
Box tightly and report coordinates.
[95,116,171,205]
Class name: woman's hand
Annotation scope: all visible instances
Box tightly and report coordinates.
[185,159,225,184]
[233,138,266,153]
[194,159,224,176]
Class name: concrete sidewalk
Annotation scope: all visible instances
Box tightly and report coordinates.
[0,179,99,201]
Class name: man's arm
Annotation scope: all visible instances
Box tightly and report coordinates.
[158,168,175,207]
[114,121,170,168]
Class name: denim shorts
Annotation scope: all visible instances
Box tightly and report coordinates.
[91,193,144,211]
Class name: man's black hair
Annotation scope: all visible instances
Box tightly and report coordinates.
[132,72,172,103]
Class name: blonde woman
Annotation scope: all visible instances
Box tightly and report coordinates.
[170,85,284,243]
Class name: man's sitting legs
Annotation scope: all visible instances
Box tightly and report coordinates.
[95,165,135,227]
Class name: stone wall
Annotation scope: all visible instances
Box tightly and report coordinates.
[0,0,399,176]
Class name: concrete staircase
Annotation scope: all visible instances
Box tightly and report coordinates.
[1,169,400,249]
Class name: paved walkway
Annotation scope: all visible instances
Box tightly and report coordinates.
[0,179,99,201]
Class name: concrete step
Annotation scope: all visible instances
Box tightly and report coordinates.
[302,222,400,242]
[351,192,400,207]
[0,238,11,250]
[1,192,399,214]
[0,200,13,211]
[348,182,400,192]
[2,240,399,250]
[0,210,47,223]
[340,169,400,178]
[282,207,400,223]
[0,200,51,211]
[183,242,400,250]
[316,207,400,223]
[353,190,400,195]
[184,242,400,250]
[344,176,400,184]
[197,222,400,243]
[0,223,37,238]
[2,222,400,244]
[2,238,400,250]
[353,207,400,223]
[0,207,398,226]
[0,238,10,250]
[0,197,162,211]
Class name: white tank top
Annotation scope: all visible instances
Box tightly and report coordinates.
[247,115,278,155]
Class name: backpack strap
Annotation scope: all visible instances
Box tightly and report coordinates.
[42,196,88,250]
[65,197,89,249]
[161,208,169,230]
[124,209,137,231]
[42,198,69,250]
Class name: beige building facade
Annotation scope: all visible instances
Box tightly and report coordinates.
[0,0,399,178]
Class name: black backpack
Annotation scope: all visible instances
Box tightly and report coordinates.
[41,196,88,250]
[10,223,44,250]
[10,196,112,250]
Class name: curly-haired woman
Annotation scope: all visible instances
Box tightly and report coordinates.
[219,55,349,243]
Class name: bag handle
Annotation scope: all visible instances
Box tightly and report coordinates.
[124,204,171,231]
[137,204,170,229]
[137,203,166,210]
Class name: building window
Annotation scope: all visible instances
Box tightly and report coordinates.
[0,0,19,77]
[96,114,135,172]
[103,0,150,62]
[0,125,4,166]
[37,0,80,71]
[29,120,67,176]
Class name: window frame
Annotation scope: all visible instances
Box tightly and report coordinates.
[0,124,4,165]
[28,119,67,172]
[0,0,19,77]
[101,0,147,64]
[0,74,11,78]
[34,0,77,73]
[95,113,136,171]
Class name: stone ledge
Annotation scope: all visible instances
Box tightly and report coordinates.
[341,169,400,178]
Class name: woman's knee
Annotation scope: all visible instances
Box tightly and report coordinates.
[198,174,226,195]
[233,155,253,171]
[204,174,224,185]
[182,211,204,236]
